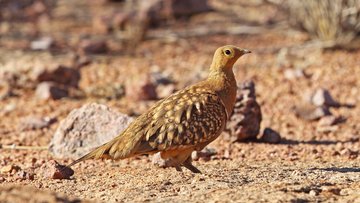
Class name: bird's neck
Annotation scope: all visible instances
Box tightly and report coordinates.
[207,68,237,117]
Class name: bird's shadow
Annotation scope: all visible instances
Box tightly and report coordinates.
[309,167,360,173]
[242,138,358,145]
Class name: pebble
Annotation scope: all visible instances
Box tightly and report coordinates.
[261,128,281,144]
[39,160,74,179]
[312,88,339,107]
[35,82,68,100]
[30,37,53,50]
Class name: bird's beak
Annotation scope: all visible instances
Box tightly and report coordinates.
[240,49,251,55]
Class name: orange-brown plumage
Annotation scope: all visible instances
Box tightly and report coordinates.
[67,45,251,173]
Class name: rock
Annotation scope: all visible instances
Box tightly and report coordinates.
[30,37,53,50]
[191,148,217,161]
[18,116,56,131]
[309,190,317,196]
[151,152,167,168]
[317,115,344,127]
[167,0,212,18]
[37,65,80,88]
[15,170,35,181]
[261,128,281,144]
[49,103,133,159]
[312,88,340,107]
[293,103,331,121]
[152,147,216,168]
[224,80,262,141]
[79,39,108,55]
[126,75,158,101]
[39,160,74,179]
[0,165,20,174]
[35,82,68,100]
[284,68,307,80]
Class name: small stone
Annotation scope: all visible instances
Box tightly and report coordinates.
[152,152,167,168]
[126,76,158,101]
[36,65,80,88]
[284,69,306,80]
[39,160,74,179]
[293,104,331,121]
[49,103,133,159]
[312,88,340,107]
[261,128,281,144]
[15,171,35,180]
[317,115,343,127]
[0,165,20,174]
[18,116,57,131]
[35,82,68,100]
[191,147,217,161]
[0,165,13,174]
[30,37,53,50]
[79,40,108,54]
[309,190,317,196]
[321,186,341,195]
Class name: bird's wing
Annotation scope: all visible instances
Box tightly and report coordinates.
[67,85,228,165]
[135,85,228,154]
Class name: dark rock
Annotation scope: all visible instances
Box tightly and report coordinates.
[79,40,108,55]
[261,128,281,144]
[167,0,212,18]
[37,65,80,88]
[35,82,68,100]
[49,103,133,159]
[224,80,262,141]
[38,160,74,179]
[312,88,340,107]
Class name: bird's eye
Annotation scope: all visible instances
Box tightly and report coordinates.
[224,49,231,55]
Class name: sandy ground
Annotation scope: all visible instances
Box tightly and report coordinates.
[1,0,360,202]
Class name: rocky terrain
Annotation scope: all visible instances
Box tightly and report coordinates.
[0,0,359,202]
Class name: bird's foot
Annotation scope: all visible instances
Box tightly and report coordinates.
[183,162,202,173]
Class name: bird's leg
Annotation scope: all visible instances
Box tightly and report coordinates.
[182,156,202,173]
[175,166,183,172]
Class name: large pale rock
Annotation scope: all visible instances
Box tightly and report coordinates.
[49,103,133,159]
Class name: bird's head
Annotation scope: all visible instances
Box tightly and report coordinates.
[210,45,251,72]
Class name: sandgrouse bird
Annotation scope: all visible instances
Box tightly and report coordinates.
[67,45,251,173]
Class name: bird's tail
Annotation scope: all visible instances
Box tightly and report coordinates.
[66,140,115,168]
